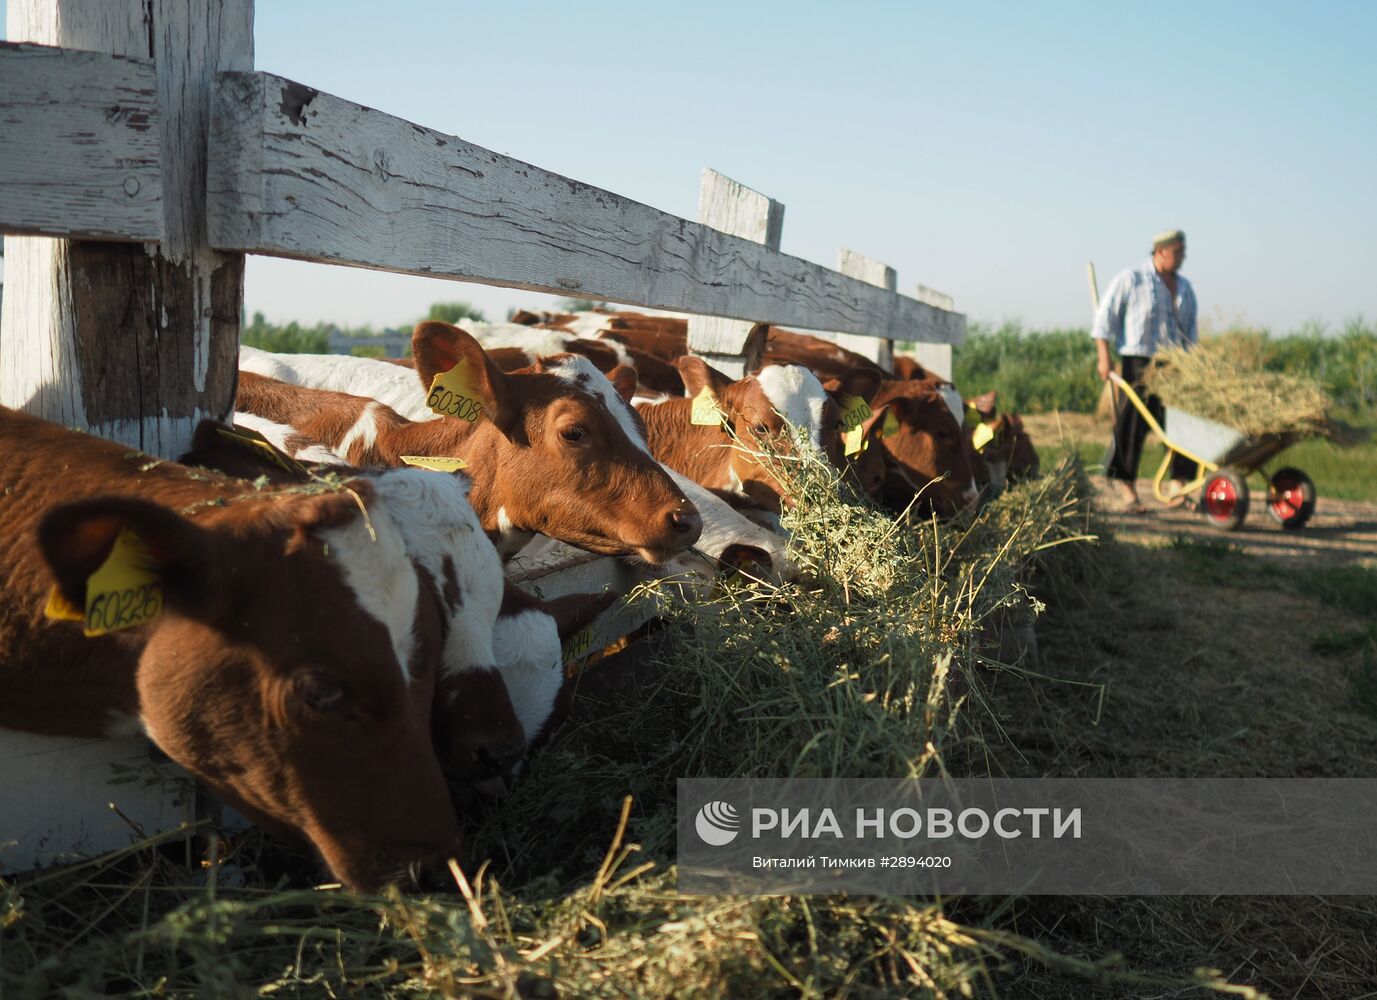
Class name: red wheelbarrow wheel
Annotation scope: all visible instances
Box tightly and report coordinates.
[1267,467,1316,530]
[1201,468,1249,531]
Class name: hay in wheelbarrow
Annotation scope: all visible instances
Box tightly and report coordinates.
[1144,337,1332,439]
[0,455,1258,998]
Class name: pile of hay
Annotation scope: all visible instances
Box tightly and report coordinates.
[1144,336,1332,438]
[0,456,1259,998]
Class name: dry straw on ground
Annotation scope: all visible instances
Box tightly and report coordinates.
[1,456,1266,999]
[1144,335,1332,439]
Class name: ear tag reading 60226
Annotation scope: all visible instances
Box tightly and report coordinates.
[44,529,163,637]
[427,360,486,423]
[690,386,726,427]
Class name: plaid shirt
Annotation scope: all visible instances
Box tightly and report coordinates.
[1091,258,1197,357]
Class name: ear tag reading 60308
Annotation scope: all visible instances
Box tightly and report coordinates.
[80,529,163,636]
[427,360,486,423]
[690,386,726,428]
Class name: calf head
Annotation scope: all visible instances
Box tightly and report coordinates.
[39,489,459,893]
[673,358,843,513]
[871,380,979,516]
[412,322,701,562]
[821,370,887,498]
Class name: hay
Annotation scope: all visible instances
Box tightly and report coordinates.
[1,456,1262,998]
[1144,336,1332,438]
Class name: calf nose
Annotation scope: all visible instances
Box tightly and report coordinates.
[667,506,703,546]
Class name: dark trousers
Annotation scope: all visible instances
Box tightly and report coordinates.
[1104,355,1196,483]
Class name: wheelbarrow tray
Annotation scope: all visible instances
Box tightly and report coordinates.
[1163,407,1303,471]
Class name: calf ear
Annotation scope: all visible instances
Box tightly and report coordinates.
[542,590,620,640]
[412,321,516,433]
[607,365,639,403]
[966,390,998,418]
[38,498,213,616]
[675,356,734,400]
[829,367,885,405]
[892,356,928,380]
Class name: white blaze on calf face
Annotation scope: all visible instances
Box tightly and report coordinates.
[545,354,652,456]
[319,499,418,682]
[491,608,562,741]
[754,364,831,453]
[370,468,503,679]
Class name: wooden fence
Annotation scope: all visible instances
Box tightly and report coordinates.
[0,0,964,872]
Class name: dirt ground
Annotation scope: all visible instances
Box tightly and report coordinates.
[979,440,1377,998]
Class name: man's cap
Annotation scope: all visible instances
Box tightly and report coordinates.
[1152,228,1186,249]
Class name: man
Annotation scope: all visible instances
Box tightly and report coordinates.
[1092,229,1197,512]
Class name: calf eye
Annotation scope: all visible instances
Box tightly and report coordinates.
[294,672,345,713]
[752,422,770,436]
[560,425,587,443]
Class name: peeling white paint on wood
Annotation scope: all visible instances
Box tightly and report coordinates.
[685,169,784,378]
[207,73,965,346]
[0,42,163,241]
[0,730,195,874]
[0,0,249,460]
[828,249,897,370]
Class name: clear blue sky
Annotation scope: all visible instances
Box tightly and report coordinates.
[5,1,1375,334]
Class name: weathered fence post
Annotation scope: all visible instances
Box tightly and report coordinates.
[685,168,783,378]
[0,0,252,458]
[906,284,955,381]
[828,249,896,370]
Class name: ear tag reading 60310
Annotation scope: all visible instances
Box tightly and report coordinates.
[48,529,164,637]
[427,360,486,423]
[837,394,873,434]
[690,386,726,428]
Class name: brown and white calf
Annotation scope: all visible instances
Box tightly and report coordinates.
[239,323,702,561]
[634,357,880,515]
[181,417,613,775]
[0,406,499,892]
[869,379,979,515]
[962,391,1041,492]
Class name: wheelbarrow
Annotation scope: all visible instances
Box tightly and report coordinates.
[1107,373,1317,531]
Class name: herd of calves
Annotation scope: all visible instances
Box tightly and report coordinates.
[0,309,1038,891]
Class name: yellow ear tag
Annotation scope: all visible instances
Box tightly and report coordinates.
[690,386,726,428]
[426,360,486,423]
[880,409,900,438]
[78,529,163,637]
[215,427,307,476]
[836,394,873,434]
[562,624,594,667]
[44,587,86,622]
[400,455,468,472]
[971,421,997,453]
[842,425,868,457]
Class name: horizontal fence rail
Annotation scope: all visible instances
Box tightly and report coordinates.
[206,70,964,344]
[0,42,163,241]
